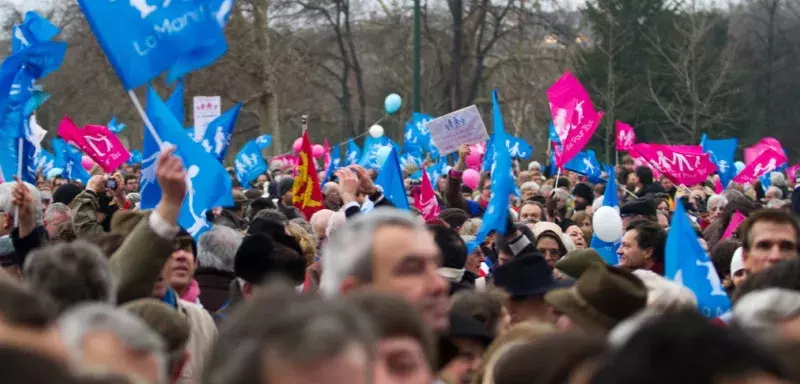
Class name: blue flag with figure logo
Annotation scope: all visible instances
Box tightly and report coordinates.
[590,167,621,265]
[548,122,561,145]
[107,116,127,133]
[701,135,738,187]
[166,79,185,126]
[33,147,55,177]
[51,138,91,184]
[346,140,361,166]
[483,134,534,169]
[140,87,233,239]
[234,140,267,187]
[255,134,272,150]
[666,200,731,317]
[404,112,433,155]
[359,136,385,169]
[199,102,241,162]
[324,144,342,183]
[375,147,409,210]
[127,149,143,165]
[76,0,228,90]
[564,150,602,180]
[475,90,514,242]
[12,12,60,53]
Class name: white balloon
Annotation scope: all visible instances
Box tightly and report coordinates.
[369,125,385,138]
[593,206,623,242]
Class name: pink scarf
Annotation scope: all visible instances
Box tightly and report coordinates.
[180,279,202,303]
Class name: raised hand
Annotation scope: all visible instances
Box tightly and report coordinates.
[86,174,108,195]
[156,146,188,209]
[351,165,376,196]
[11,177,35,237]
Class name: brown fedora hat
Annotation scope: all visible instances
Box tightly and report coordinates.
[555,248,605,280]
[545,263,647,333]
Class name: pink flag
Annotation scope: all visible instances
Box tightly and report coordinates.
[323,139,331,170]
[733,147,787,184]
[547,73,602,167]
[786,164,800,182]
[714,177,724,194]
[631,143,717,186]
[615,121,636,151]
[744,137,785,165]
[721,211,746,240]
[414,167,441,221]
[58,116,130,173]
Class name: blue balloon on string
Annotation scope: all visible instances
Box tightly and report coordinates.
[384,94,402,114]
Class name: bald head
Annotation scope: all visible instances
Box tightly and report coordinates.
[310,209,335,239]
[322,182,340,196]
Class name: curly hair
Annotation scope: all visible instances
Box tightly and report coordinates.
[286,221,318,266]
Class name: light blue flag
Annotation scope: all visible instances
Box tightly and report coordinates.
[359,136,384,169]
[12,12,60,53]
[255,134,272,150]
[57,140,91,184]
[666,200,731,318]
[564,150,602,180]
[701,135,738,187]
[483,134,534,166]
[475,90,514,242]
[33,147,55,177]
[127,149,143,165]
[399,152,423,172]
[107,116,127,133]
[346,140,361,166]
[77,0,227,90]
[166,0,235,83]
[50,138,66,170]
[589,167,621,265]
[324,144,342,183]
[548,122,561,145]
[410,160,446,188]
[375,147,409,210]
[166,79,185,126]
[199,102,241,162]
[234,140,267,187]
[141,87,233,239]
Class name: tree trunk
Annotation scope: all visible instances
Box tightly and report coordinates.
[252,0,280,154]
[449,0,463,110]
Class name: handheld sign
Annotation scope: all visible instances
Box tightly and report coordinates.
[427,105,488,155]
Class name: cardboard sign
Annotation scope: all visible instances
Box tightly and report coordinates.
[193,96,221,141]
[426,105,489,155]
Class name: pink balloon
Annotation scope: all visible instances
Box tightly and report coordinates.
[466,151,482,169]
[462,169,480,190]
[81,155,94,171]
[312,144,325,159]
[293,138,303,153]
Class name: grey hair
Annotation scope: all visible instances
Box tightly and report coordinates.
[322,182,340,195]
[24,240,117,313]
[198,226,244,272]
[770,172,787,188]
[733,288,800,344]
[765,186,783,199]
[203,281,375,384]
[528,161,541,171]
[632,270,697,313]
[320,208,422,297]
[44,202,72,223]
[706,194,728,211]
[520,181,540,193]
[59,303,166,380]
[0,181,43,225]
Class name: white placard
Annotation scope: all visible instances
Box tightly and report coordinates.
[193,96,222,141]
[426,105,489,155]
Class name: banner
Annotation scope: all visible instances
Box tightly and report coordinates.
[193,95,221,141]
[547,72,602,167]
[631,143,716,186]
[426,105,488,155]
[58,116,131,173]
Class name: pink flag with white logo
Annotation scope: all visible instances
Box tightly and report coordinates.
[57,116,131,173]
[547,73,602,167]
[786,164,800,182]
[733,147,787,184]
[714,177,724,194]
[414,167,441,221]
[721,211,746,240]
[631,143,717,186]
[744,137,785,165]
[615,121,636,151]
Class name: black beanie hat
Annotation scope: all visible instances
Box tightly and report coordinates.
[572,183,594,204]
[234,232,305,285]
[52,183,82,206]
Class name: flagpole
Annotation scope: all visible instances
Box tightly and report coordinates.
[127,89,165,148]
[301,115,308,134]
[554,168,561,190]
[13,138,22,227]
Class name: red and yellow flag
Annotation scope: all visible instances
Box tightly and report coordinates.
[292,131,324,219]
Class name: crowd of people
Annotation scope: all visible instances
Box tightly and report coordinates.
[1,143,800,384]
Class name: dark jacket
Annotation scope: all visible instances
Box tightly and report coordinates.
[635,182,667,198]
[214,209,248,231]
[10,225,48,268]
[793,186,800,216]
[195,267,236,312]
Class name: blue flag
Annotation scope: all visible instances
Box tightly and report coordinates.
[483,134,534,169]
[33,147,55,177]
[127,149,143,165]
[255,134,272,150]
[701,135,738,187]
[475,90,514,242]
[107,116,127,133]
[375,147,409,210]
[166,79,185,126]
[548,122,561,145]
[666,200,731,317]
[234,140,267,187]
[346,140,361,166]
[141,87,233,239]
[77,0,228,90]
[52,139,91,184]
[324,144,342,183]
[12,12,60,53]
[404,112,433,155]
[199,102,241,162]
[589,167,621,265]
[359,136,384,169]
[410,160,446,189]
[564,150,602,180]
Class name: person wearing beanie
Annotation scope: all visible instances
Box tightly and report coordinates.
[215,191,248,231]
[571,183,594,212]
[122,299,192,382]
[51,183,82,206]
[273,176,303,220]
[729,247,747,290]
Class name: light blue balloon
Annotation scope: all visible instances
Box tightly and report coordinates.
[376,146,393,167]
[734,161,745,174]
[384,93,402,114]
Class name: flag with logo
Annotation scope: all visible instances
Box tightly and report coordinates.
[413,167,440,220]
[734,147,787,184]
[375,147,409,210]
[701,135,738,187]
[547,72,603,167]
[76,0,228,89]
[107,116,127,133]
[292,131,324,219]
[666,200,730,317]
[589,167,621,265]
[346,139,361,166]
[631,143,717,186]
[234,140,267,187]
[127,149,143,165]
[564,150,602,180]
[324,143,342,183]
[166,79,185,126]
[51,138,91,184]
[615,121,636,151]
[58,116,131,173]
[199,102,241,162]
[11,12,60,53]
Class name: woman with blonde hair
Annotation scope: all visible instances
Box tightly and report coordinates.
[286,221,318,266]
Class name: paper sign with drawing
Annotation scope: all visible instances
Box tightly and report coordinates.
[426,105,489,155]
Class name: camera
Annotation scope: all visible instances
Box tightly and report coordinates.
[106,179,118,191]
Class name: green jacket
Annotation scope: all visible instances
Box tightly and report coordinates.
[70,190,105,238]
